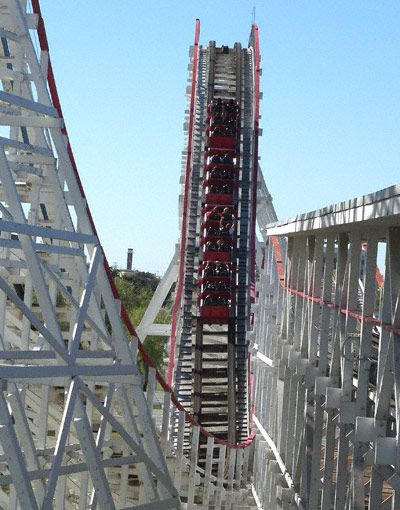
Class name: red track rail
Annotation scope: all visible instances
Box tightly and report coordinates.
[32,4,254,449]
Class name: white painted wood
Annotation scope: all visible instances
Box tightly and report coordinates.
[187,425,199,507]
[252,197,400,508]
[215,445,227,510]
[226,448,237,509]
[174,410,185,492]
[73,397,116,510]
[202,436,214,506]
[3,3,400,508]
[0,392,38,510]
[147,366,157,413]
[137,247,179,342]
[7,384,45,504]
[0,3,179,507]
[160,391,171,455]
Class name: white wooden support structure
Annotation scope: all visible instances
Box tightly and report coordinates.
[251,184,400,509]
[0,1,180,508]
[136,246,179,342]
[7,4,400,509]
[144,391,256,509]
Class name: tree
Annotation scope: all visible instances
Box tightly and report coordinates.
[111,270,170,387]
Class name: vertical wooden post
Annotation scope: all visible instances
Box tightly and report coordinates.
[228,318,237,445]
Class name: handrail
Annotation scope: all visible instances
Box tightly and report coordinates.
[270,234,398,334]
[32,2,255,450]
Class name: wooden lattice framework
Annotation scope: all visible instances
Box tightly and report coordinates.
[251,185,400,509]
[0,1,180,507]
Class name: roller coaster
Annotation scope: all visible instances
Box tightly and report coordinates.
[169,23,259,450]
[0,2,399,509]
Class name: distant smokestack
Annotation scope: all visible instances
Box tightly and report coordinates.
[126,249,133,271]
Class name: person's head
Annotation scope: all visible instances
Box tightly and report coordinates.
[223,207,230,214]
[213,206,219,213]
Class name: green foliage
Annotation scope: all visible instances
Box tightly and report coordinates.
[23,286,65,307]
[111,269,170,386]
[110,267,120,279]
[137,335,167,387]
[56,288,66,306]
[376,287,382,313]
[113,276,154,328]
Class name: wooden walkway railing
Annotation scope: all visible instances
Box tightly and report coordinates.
[250,184,400,509]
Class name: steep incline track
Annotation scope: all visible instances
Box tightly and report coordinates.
[171,24,260,454]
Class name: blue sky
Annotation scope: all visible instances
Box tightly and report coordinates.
[35,1,400,274]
